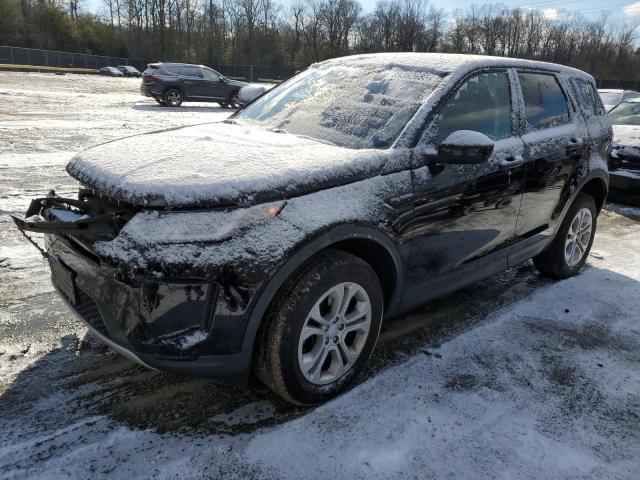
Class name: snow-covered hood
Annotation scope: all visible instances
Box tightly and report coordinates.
[66,122,390,208]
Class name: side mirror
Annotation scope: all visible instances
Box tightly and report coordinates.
[437,130,494,164]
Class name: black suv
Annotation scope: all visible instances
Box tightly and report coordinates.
[140,63,247,108]
[14,53,610,405]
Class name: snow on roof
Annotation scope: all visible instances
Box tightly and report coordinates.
[316,53,593,81]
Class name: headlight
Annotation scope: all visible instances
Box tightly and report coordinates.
[119,201,285,245]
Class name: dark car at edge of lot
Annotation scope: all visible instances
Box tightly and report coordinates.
[116,65,142,77]
[608,99,640,205]
[140,62,248,108]
[99,66,124,77]
[13,53,610,405]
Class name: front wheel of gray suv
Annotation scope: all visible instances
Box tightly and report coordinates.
[533,193,597,279]
[254,250,383,405]
[163,88,183,107]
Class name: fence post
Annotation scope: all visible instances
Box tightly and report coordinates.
[10,46,14,64]
[249,65,254,82]
[26,48,30,65]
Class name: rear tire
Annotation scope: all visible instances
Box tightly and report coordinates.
[533,193,597,279]
[163,88,183,107]
[254,250,383,405]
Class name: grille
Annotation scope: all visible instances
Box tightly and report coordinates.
[74,289,110,337]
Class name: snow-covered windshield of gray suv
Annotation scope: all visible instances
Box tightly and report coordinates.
[234,64,445,149]
[599,92,622,106]
[609,102,640,125]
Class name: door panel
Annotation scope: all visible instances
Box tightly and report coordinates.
[200,69,226,99]
[406,138,525,290]
[403,70,526,299]
[513,72,587,240]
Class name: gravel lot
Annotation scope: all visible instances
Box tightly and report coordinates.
[0,72,639,479]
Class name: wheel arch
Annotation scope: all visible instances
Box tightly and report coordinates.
[163,86,184,97]
[579,176,608,213]
[241,225,404,353]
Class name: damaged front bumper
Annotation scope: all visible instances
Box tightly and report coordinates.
[11,193,256,384]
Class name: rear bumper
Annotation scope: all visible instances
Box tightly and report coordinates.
[140,84,163,98]
[47,235,254,384]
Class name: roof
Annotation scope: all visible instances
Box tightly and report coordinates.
[316,52,593,80]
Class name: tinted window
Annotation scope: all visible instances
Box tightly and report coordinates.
[143,66,158,75]
[437,71,512,142]
[519,72,569,129]
[202,69,220,81]
[181,66,203,78]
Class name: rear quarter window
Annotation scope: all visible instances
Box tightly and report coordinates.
[572,78,605,116]
[518,72,570,130]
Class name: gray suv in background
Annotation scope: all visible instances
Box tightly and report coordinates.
[140,63,248,108]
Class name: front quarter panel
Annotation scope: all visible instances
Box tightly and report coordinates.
[92,150,415,355]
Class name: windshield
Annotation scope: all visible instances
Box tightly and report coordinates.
[234,64,445,149]
[609,102,640,125]
[599,92,622,106]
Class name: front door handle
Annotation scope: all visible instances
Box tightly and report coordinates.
[500,154,525,169]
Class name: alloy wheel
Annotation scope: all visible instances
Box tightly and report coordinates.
[565,207,593,267]
[297,282,372,385]
[165,90,181,107]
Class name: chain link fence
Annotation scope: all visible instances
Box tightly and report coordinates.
[596,79,640,91]
[0,46,295,81]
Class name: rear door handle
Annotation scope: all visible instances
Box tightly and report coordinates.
[567,138,588,159]
[500,154,525,168]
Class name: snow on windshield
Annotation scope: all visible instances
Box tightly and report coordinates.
[599,92,622,106]
[609,102,640,125]
[235,64,444,149]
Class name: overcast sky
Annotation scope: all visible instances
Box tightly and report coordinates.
[83,0,640,24]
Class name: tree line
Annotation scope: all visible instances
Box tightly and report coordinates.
[0,0,638,80]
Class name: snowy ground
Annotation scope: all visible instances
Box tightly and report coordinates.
[0,72,639,479]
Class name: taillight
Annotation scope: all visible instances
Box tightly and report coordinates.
[146,75,157,82]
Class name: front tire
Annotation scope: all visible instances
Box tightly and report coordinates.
[533,193,597,279]
[226,91,239,109]
[163,88,183,107]
[254,250,383,405]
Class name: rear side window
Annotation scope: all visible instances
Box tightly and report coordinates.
[437,71,512,142]
[181,66,203,78]
[518,72,569,129]
[143,66,157,75]
[160,64,182,75]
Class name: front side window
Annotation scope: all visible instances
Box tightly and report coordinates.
[234,64,445,149]
[436,71,512,142]
[202,69,220,81]
[519,72,569,129]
